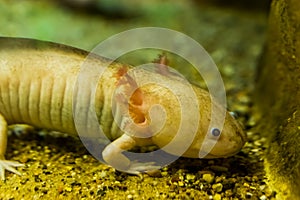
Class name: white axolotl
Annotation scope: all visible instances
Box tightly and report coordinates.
[0,37,246,180]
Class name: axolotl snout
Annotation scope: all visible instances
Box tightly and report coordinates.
[0,37,246,179]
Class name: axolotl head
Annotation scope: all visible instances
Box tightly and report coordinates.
[149,84,246,159]
[116,67,247,159]
[178,89,247,159]
[202,113,247,159]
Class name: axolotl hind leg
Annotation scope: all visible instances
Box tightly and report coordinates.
[0,113,24,180]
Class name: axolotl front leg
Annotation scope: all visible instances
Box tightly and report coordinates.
[101,70,163,174]
[102,134,162,174]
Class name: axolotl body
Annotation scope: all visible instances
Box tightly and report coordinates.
[0,37,246,180]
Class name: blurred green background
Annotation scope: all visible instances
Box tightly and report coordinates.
[0,0,267,98]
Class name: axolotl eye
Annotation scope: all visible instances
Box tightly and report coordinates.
[210,128,221,137]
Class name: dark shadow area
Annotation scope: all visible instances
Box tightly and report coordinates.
[193,0,271,12]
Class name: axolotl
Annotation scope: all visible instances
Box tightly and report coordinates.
[0,37,246,180]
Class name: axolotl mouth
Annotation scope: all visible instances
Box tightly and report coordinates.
[179,132,246,159]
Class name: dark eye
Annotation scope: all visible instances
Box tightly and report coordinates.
[211,128,221,137]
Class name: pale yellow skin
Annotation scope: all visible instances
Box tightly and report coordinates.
[0,37,246,180]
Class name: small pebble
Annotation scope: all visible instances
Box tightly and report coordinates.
[99,171,107,178]
[243,183,250,187]
[202,174,215,184]
[254,140,262,146]
[214,176,223,183]
[260,195,267,200]
[65,187,72,192]
[213,193,222,200]
[186,174,195,181]
[152,181,158,186]
[225,189,233,197]
[212,183,223,193]
[251,149,259,153]
[161,171,168,176]
[246,192,253,198]
[178,181,184,187]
